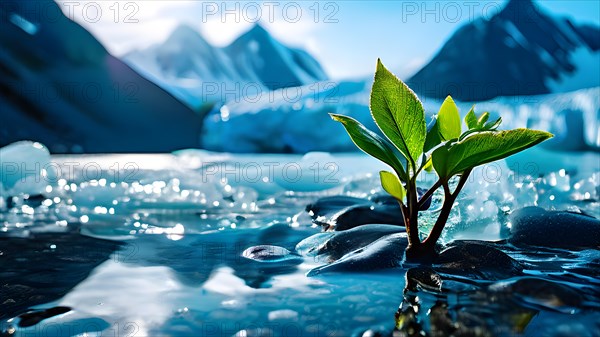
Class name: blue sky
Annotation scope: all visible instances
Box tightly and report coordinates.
[61,0,600,79]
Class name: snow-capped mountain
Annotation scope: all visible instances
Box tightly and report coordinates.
[225,24,328,90]
[125,25,242,108]
[0,0,204,153]
[408,0,600,101]
[123,23,328,108]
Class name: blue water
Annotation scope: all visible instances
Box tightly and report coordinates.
[1,150,599,336]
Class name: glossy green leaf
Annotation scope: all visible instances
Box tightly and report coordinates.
[464,106,478,129]
[423,118,443,153]
[379,170,406,201]
[459,108,503,141]
[437,96,461,140]
[330,113,407,180]
[422,157,434,172]
[483,117,502,130]
[477,112,490,127]
[432,129,553,178]
[370,59,426,165]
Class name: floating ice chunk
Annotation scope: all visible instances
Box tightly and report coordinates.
[0,141,55,196]
[268,309,299,321]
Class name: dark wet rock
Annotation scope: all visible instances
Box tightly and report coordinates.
[307,233,408,275]
[436,241,523,280]
[509,207,600,250]
[296,224,405,261]
[489,278,584,313]
[405,267,443,292]
[307,189,435,231]
[241,245,302,263]
[317,204,403,231]
[257,222,310,251]
[306,196,367,218]
[568,255,600,278]
[17,306,71,327]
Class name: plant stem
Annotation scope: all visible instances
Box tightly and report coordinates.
[451,169,473,198]
[402,179,421,249]
[421,169,472,251]
[417,180,442,209]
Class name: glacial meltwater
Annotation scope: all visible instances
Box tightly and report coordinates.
[1,145,599,337]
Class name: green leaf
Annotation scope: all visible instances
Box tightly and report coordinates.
[432,129,553,178]
[423,118,443,153]
[379,171,406,201]
[477,112,490,127]
[459,108,503,141]
[483,117,502,130]
[464,106,478,129]
[437,96,461,140]
[422,157,434,172]
[330,113,407,180]
[370,59,426,166]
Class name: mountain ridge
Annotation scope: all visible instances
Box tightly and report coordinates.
[408,0,600,101]
[123,23,328,107]
[0,0,204,153]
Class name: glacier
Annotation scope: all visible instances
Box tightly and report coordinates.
[200,83,600,153]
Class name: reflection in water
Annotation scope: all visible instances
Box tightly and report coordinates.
[393,261,600,337]
[0,230,122,320]
[395,268,537,337]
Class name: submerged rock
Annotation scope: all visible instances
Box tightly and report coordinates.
[296,224,405,261]
[307,232,408,275]
[405,267,443,292]
[509,207,600,249]
[16,306,71,328]
[489,278,584,313]
[241,245,302,263]
[436,241,523,280]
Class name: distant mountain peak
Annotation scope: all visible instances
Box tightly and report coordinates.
[123,18,327,104]
[241,23,272,43]
[408,0,600,101]
[167,24,206,44]
[497,0,540,23]
[0,0,203,152]
[505,0,535,8]
[249,22,268,33]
